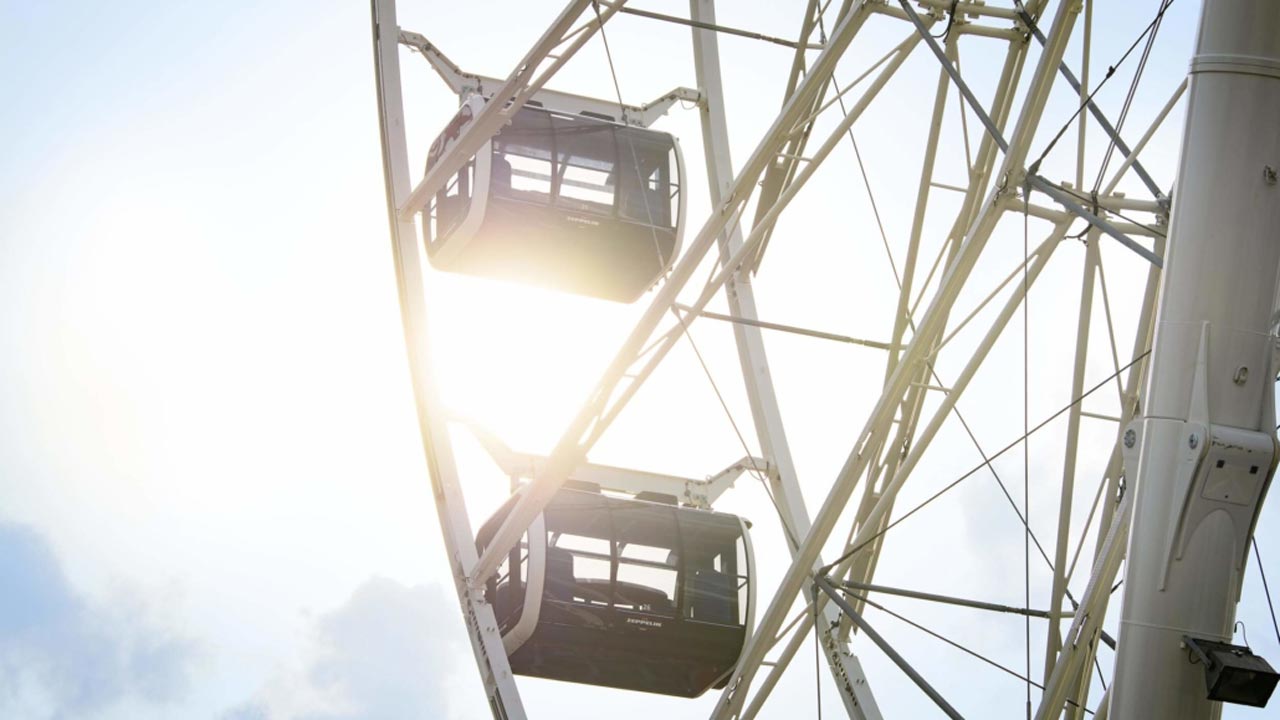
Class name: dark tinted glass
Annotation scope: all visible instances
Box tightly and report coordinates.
[617,128,674,227]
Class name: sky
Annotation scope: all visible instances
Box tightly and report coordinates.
[2,1,1279,719]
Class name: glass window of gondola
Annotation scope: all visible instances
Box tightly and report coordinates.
[551,113,618,217]
[616,128,676,229]
[609,496,680,618]
[543,491,615,610]
[491,108,556,207]
[678,511,749,626]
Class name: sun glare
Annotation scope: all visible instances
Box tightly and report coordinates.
[423,269,637,456]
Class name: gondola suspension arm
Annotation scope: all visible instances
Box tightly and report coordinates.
[398,30,701,127]
[397,0,629,222]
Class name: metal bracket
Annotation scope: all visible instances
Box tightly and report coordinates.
[399,30,701,127]
[1156,324,1279,589]
[463,421,757,509]
[1028,175,1163,267]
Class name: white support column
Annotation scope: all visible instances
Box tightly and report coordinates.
[1109,1,1280,717]
[688,2,882,717]
[371,2,525,718]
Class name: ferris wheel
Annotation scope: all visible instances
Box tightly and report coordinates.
[371,1,1280,717]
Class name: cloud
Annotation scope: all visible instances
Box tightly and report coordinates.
[227,577,468,720]
[0,522,198,719]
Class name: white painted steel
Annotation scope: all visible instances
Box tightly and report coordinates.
[1035,490,1133,720]
[1108,2,1280,716]
[716,3,1084,714]
[371,1,527,716]
[1044,236,1101,683]
[424,95,490,269]
[1034,227,1167,720]
[398,0,621,222]
[370,1,1280,718]
[467,418,763,508]
[399,30,701,128]
[504,514,547,656]
[688,0,881,715]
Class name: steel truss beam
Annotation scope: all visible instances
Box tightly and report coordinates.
[745,0,836,273]
[1035,491,1133,720]
[816,575,966,720]
[838,3,1034,635]
[1036,44,1185,712]
[1015,3,1165,201]
[899,0,1161,269]
[829,10,1179,710]
[689,0,881,715]
[714,2,1086,715]
[398,30,701,127]
[371,0,526,716]
[1045,234,1164,720]
[1037,74,1181,682]
[375,0,1222,716]
[1042,231,1104,685]
[398,0,627,221]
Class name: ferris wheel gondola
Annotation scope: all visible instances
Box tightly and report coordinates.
[422,95,685,303]
[475,486,754,697]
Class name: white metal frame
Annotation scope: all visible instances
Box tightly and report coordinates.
[371,1,525,714]
[372,1,1279,718]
